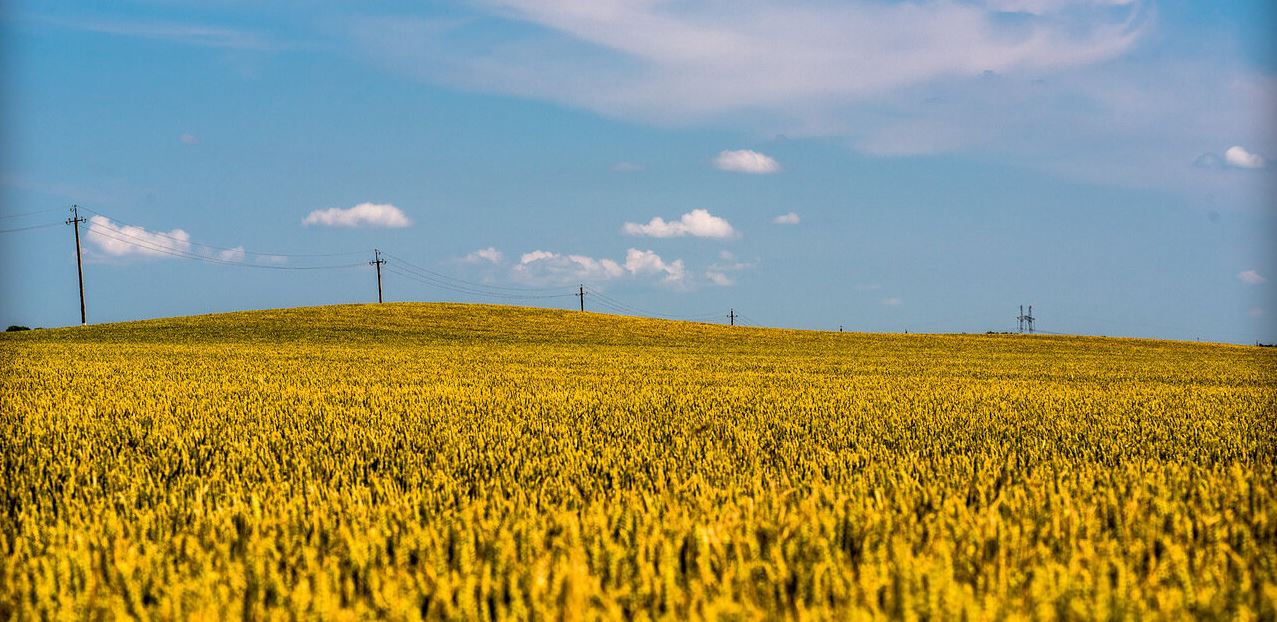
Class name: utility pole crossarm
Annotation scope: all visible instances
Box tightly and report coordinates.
[575,285,586,312]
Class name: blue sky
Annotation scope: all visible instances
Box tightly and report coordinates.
[1,0,1273,343]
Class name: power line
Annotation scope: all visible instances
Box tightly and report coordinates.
[582,287,721,321]
[382,265,574,301]
[0,207,65,221]
[588,295,655,317]
[583,289,652,316]
[580,286,741,325]
[380,258,576,300]
[381,263,574,300]
[587,296,631,315]
[78,206,368,259]
[581,291,656,316]
[381,251,568,293]
[86,225,345,268]
[85,224,366,270]
[385,269,575,301]
[0,222,62,234]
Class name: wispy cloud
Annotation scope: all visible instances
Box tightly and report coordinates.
[705,271,734,287]
[714,150,780,174]
[1192,152,1224,170]
[216,247,246,262]
[772,212,800,225]
[354,1,1144,125]
[704,253,755,287]
[178,133,198,145]
[882,297,903,306]
[611,161,644,172]
[39,16,276,51]
[622,209,737,239]
[302,202,411,229]
[982,0,1140,15]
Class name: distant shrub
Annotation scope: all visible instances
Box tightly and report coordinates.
[6,325,30,332]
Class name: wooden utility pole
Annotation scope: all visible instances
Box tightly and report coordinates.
[575,285,586,311]
[370,249,386,303]
[66,205,87,325]
[728,308,736,326]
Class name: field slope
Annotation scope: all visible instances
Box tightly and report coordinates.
[2,303,1274,619]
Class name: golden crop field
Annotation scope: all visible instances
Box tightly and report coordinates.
[1,302,1274,620]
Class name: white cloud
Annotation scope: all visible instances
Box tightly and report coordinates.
[519,250,556,264]
[515,250,625,284]
[178,133,198,145]
[882,297,903,306]
[714,150,780,174]
[611,161,644,172]
[1224,146,1266,169]
[84,216,274,264]
[464,247,504,264]
[624,248,686,285]
[1238,270,1267,285]
[513,248,687,286]
[622,209,737,238]
[302,202,411,228]
[86,215,191,258]
[772,212,800,225]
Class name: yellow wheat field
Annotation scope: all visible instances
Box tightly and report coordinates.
[1,303,1274,620]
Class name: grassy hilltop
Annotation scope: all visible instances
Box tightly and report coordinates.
[2,303,1274,619]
